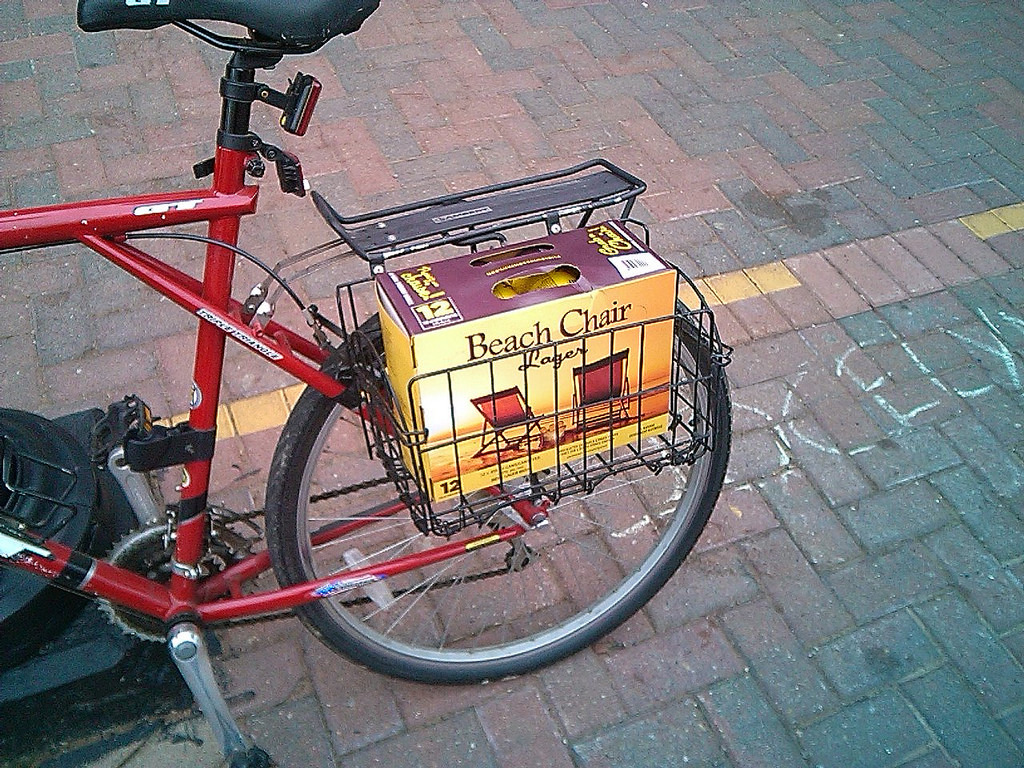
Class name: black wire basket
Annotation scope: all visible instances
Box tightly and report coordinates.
[338,267,730,538]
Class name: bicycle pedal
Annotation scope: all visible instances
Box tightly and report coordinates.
[91,395,153,464]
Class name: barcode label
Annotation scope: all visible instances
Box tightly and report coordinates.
[608,252,664,279]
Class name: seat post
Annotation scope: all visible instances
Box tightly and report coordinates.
[217,49,284,144]
[220,60,255,139]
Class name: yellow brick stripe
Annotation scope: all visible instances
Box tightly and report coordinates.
[162,383,305,438]
[166,261,801,439]
[687,262,801,306]
[960,202,1024,239]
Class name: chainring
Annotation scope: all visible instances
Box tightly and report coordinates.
[100,525,173,641]
[101,510,258,641]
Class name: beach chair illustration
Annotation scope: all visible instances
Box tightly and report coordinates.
[572,349,631,430]
[470,387,543,458]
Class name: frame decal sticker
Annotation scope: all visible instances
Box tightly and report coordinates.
[196,308,283,360]
[133,198,203,216]
[312,574,383,598]
[0,530,52,560]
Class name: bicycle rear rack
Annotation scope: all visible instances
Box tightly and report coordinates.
[313,159,646,270]
[320,163,733,537]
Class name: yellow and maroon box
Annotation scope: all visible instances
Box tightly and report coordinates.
[376,220,677,501]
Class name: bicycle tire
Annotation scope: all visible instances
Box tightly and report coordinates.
[264,308,731,683]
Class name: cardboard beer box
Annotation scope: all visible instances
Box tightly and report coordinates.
[376,220,678,502]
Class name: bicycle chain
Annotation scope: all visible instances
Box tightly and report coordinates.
[309,475,392,503]
[105,476,517,635]
[202,483,393,631]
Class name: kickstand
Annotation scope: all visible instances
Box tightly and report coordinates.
[167,622,273,768]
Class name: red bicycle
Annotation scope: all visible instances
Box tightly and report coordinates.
[0,2,731,765]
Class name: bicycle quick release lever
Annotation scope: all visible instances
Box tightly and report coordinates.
[256,143,306,197]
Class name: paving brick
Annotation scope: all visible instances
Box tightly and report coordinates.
[0,333,45,411]
[914,592,1024,714]
[219,637,308,719]
[726,427,789,485]
[894,227,977,286]
[340,710,495,768]
[245,697,338,768]
[783,416,874,507]
[987,270,1024,307]
[800,690,933,768]
[30,288,94,366]
[961,379,1024,447]
[703,208,779,268]
[731,144,799,197]
[647,545,759,632]
[477,684,574,768]
[94,301,195,353]
[908,186,989,225]
[571,699,723,768]
[803,386,886,451]
[940,414,1024,501]
[722,599,837,724]
[817,610,943,699]
[742,529,853,646]
[855,142,929,199]
[869,335,972,389]
[823,242,908,307]
[985,229,1024,268]
[605,618,743,713]
[840,480,953,551]
[692,241,744,277]
[758,469,862,569]
[846,175,922,232]
[838,311,897,348]
[541,651,624,739]
[727,330,813,388]
[0,288,31,338]
[897,750,959,768]
[1001,705,1024,756]
[786,251,870,319]
[726,294,793,338]
[709,302,751,348]
[698,674,807,767]
[303,639,403,756]
[850,428,962,490]
[903,665,1023,768]
[954,270,1019,321]
[930,466,1024,563]
[766,284,834,329]
[881,286,973,336]
[924,525,1024,634]
[854,234,940,301]
[835,204,890,241]
[732,378,804,434]
[827,543,948,623]
[700,483,779,550]
[952,278,1018,326]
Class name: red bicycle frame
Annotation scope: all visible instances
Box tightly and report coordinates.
[0,61,525,628]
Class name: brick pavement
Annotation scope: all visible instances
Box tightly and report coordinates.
[2,1,1024,766]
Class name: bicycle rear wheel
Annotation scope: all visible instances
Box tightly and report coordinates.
[264,312,730,683]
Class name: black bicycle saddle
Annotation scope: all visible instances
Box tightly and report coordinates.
[77,0,379,50]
